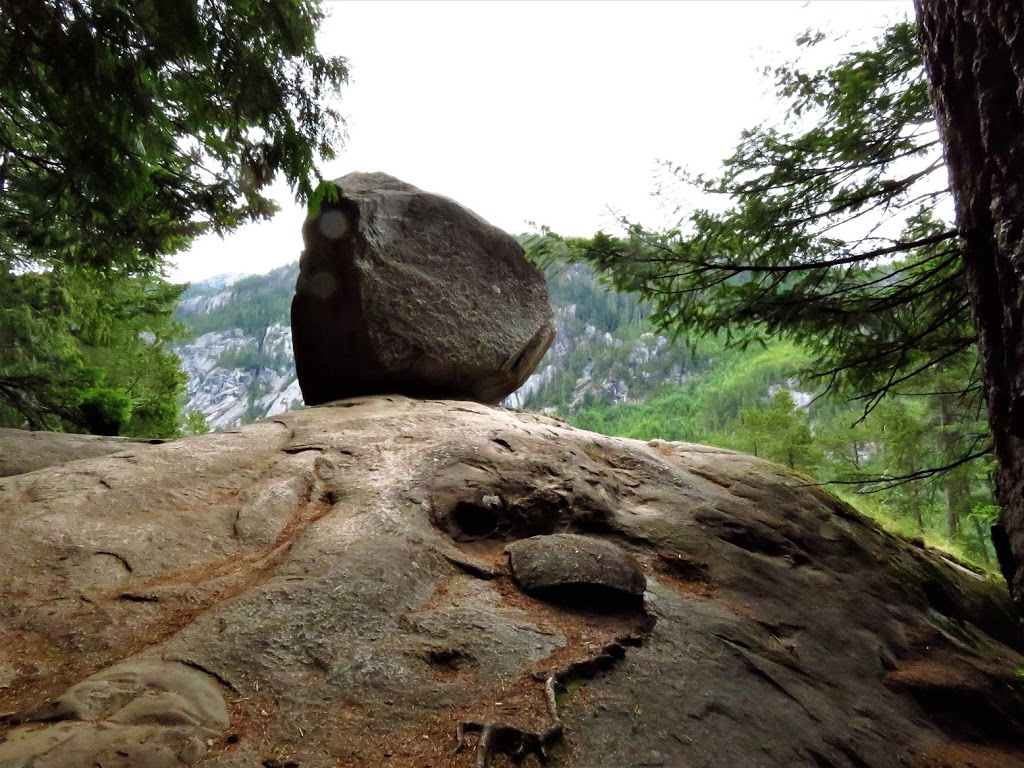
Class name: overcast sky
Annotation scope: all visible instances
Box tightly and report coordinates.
[169,0,915,284]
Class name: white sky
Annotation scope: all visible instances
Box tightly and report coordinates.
[169,0,915,284]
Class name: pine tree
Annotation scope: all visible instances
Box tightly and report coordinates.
[0,0,347,434]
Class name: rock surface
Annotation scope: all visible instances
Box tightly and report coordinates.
[0,398,1021,768]
[0,428,146,477]
[0,659,227,768]
[291,172,555,405]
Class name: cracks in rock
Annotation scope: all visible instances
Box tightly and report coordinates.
[712,632,821,723]
[453,622,655,767]
[655,552,710,585]
[273,421,346,459]
[443,551,501,580]
[492,437,515,453]
[79,471,336,679]
[117,592,160,603]
[174,657,240,695]
[281,444,327,455]
[686,466,734,491]
[95,551,133,574]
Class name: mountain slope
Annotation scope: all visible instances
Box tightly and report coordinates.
[175,262,800,431]
[175,264,301,429]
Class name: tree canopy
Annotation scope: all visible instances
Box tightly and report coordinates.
[0,0,347,435]
[1,0,347,274]
[550,21,965,405]
[0,267,188,435]
[536,18,987,480]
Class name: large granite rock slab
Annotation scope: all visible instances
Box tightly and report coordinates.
[0,398,1021,767]
[291,172,555,405]
[0,659,228,768]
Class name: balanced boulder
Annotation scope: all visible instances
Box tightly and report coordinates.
[291,172,555,405]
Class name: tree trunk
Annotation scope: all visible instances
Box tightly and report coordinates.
[972,516,992,566]
[915,0,1024,615]
[937,393,967,538]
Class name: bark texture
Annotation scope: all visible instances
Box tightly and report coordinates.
[915,0,1024,615]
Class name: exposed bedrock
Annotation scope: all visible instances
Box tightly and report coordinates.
[0,398,1020,767]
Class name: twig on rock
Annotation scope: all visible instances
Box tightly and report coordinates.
[452,632,648,766]
[453,720,561,767]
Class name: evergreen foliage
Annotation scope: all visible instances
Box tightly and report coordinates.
[0,0,345,436]
[1,0,347,274]
[530,18,988,495]
[539,20,969,412]
[0,268,187,435]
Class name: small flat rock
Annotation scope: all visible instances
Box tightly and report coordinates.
[505,533,646,601]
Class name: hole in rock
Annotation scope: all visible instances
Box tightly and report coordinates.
[439,492,572,542]
[891,671,1024,743]
[788,551,813,567]
[806,748,838,768]
[450,501,500,541]
[921,578,961,620]
[656,553,711,583]
[424,647,475,670]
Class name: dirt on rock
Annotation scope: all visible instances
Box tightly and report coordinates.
[0,396,1021,768]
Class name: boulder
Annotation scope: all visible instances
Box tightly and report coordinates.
[0,398,1021,767]
[291,172,555,405]
[505,533,646,609]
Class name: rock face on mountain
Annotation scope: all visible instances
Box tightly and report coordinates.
[179,324,301,430]
[292,172,555,406]
[0,398,1022,768]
